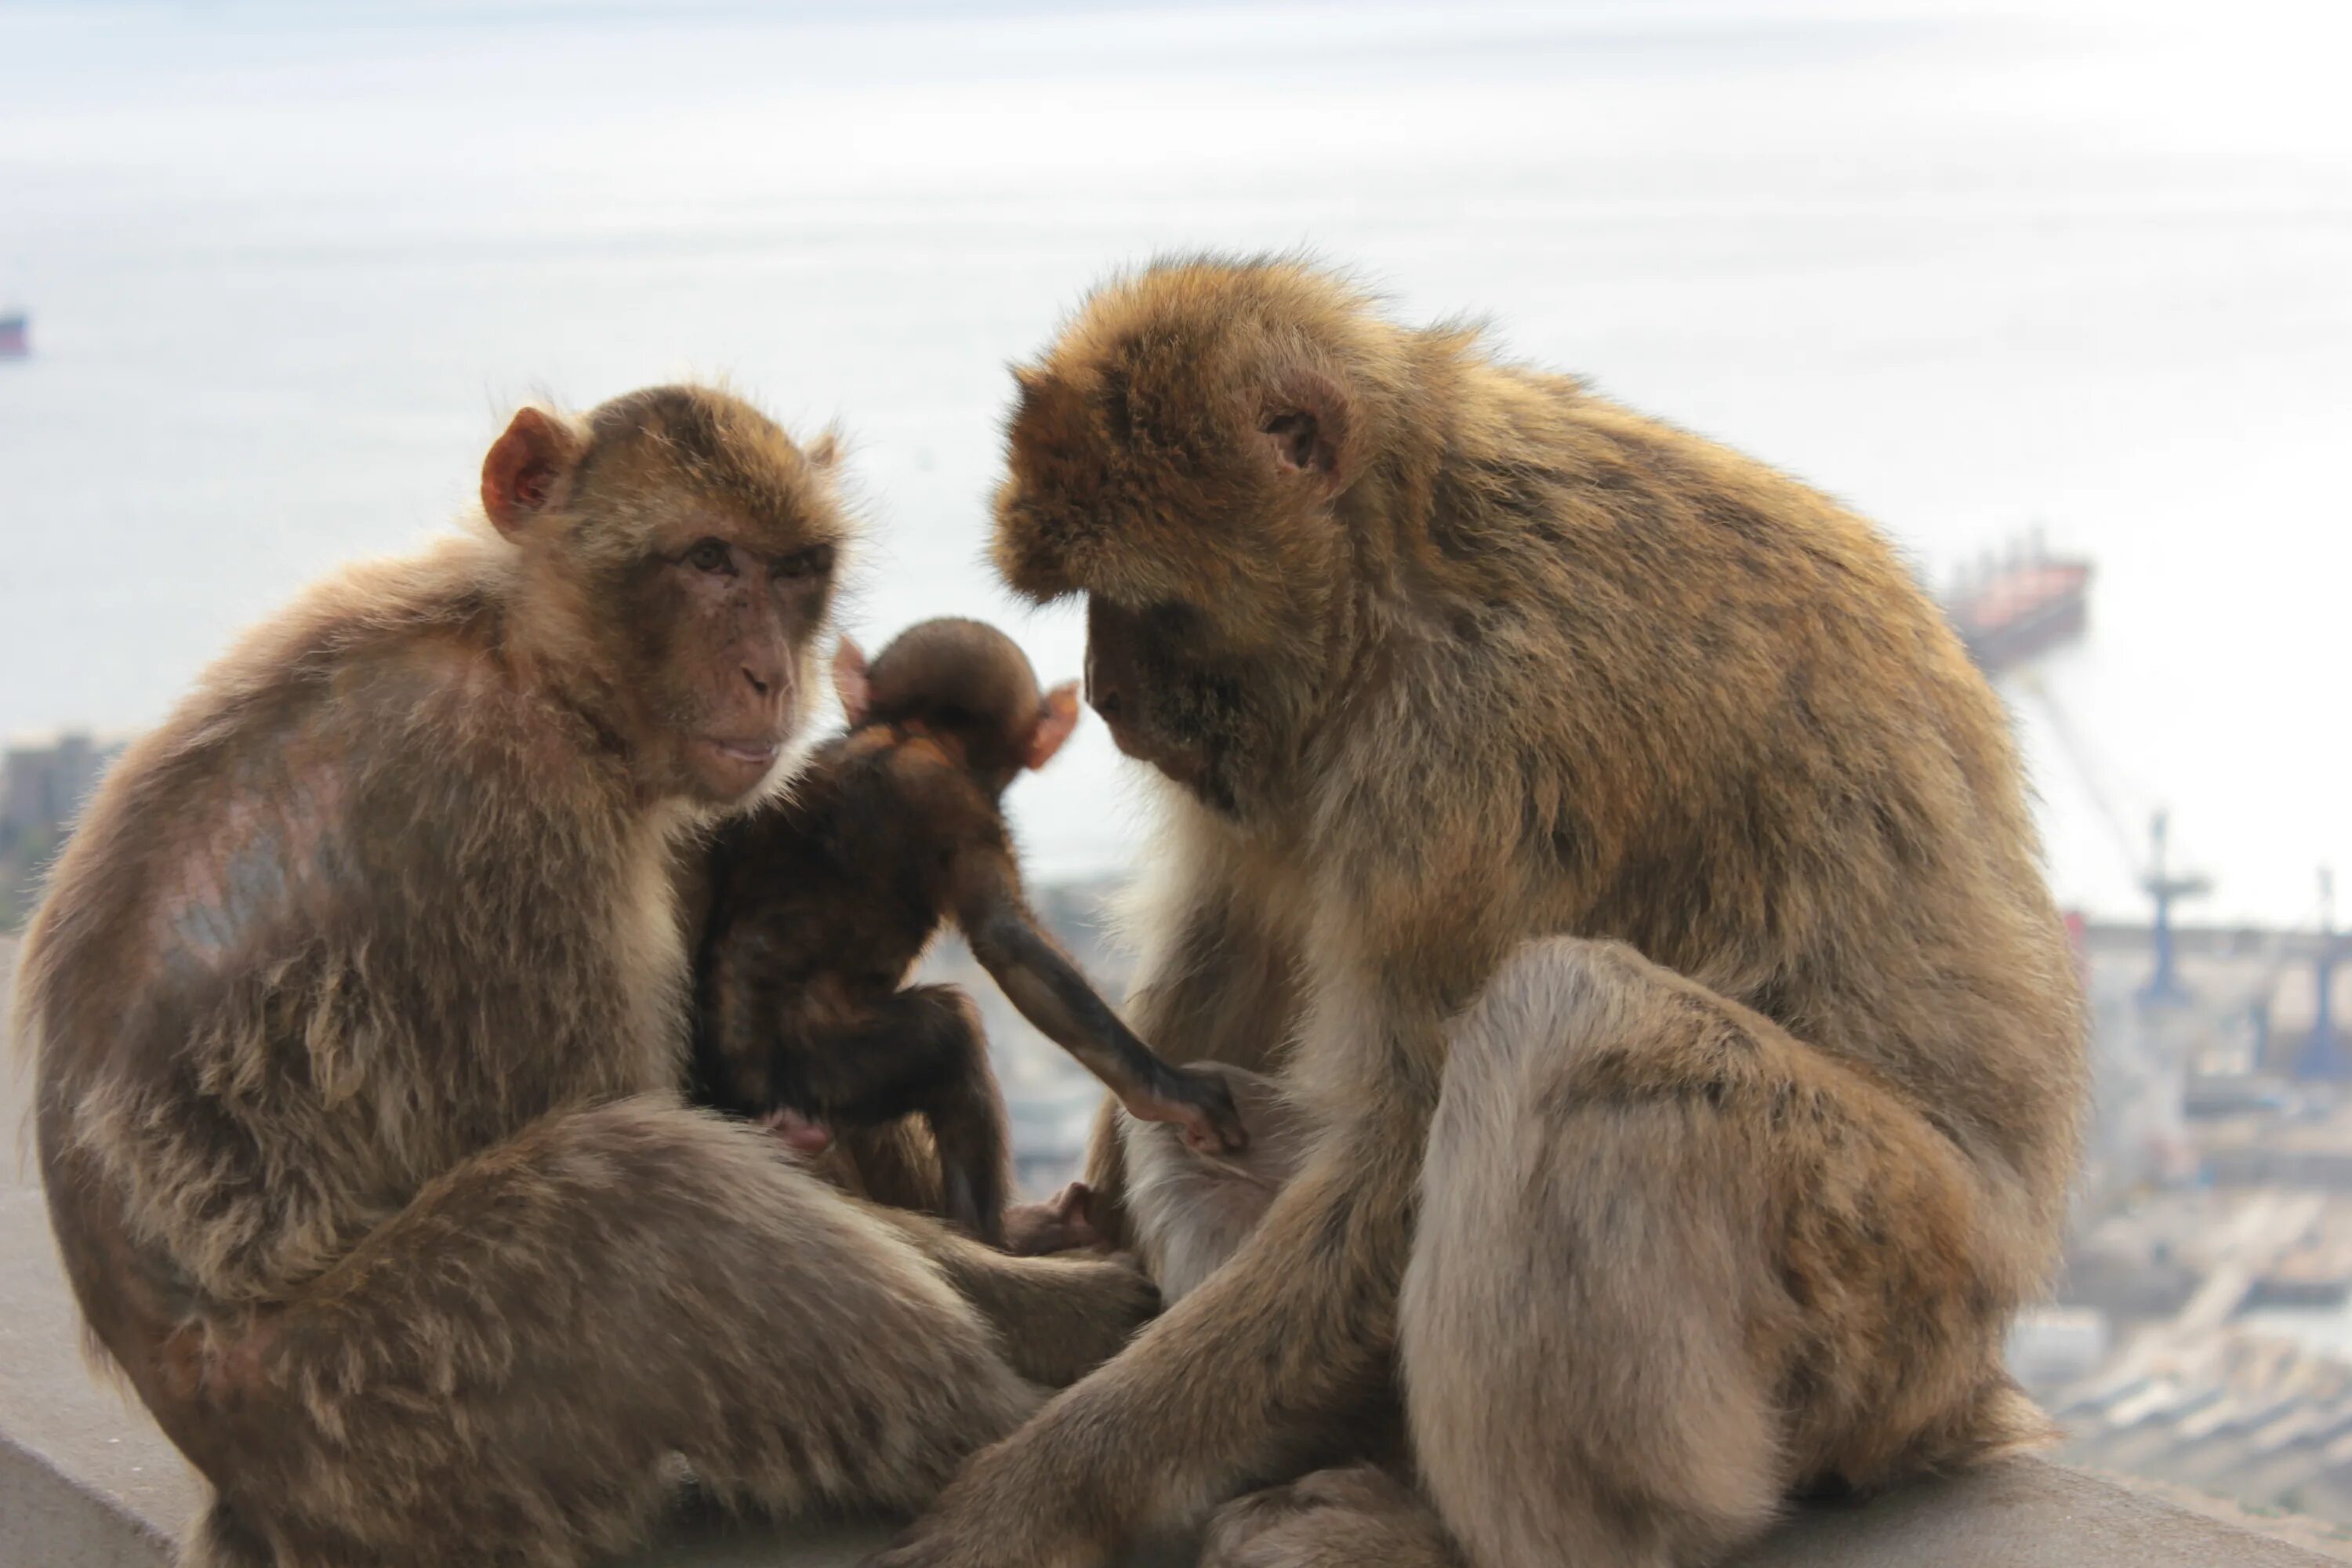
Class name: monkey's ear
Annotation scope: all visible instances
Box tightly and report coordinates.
[831,638,872,727]
[1256,369,1351,491]
[481,407,582,536]
[1025,682,1081,771]
[805,427,842,471]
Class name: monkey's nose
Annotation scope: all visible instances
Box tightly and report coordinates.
[742,665,775,698]
[1091,687,1123,721]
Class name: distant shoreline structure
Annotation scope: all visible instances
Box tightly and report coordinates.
[0,310,27,359]
[1939,532,2093,677]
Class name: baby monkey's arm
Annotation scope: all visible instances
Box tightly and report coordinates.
[953,848,1247,1155]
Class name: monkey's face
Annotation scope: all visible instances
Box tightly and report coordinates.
[1082,595,1272,818]
[485,389,850,807]
[604,511,840,805]
[990,266,1362,821]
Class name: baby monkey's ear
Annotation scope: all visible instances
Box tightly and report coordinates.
[831,638,872,727]
[1025,682,1081,771]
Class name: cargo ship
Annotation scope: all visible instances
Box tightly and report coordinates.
[1940,537,2092,677]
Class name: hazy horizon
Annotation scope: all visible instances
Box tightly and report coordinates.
[2,0,2346,924]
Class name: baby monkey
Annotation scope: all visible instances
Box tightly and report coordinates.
[691,617,1247,1246]
[1026,1064,1307,1279]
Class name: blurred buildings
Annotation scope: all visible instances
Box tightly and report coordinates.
[0,730,121,927]
[1955,544,2352,1545]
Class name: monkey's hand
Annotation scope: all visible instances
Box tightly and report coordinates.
[1000,1182,1102,1256]
[1123,1064,1250,1156]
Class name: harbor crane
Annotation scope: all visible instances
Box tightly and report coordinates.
[1941,534,2341,1067]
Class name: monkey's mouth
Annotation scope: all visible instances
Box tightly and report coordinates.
[1102,719,1209,793]
[691,735,784,794]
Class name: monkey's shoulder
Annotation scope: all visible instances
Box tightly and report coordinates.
[804,731,1005,857]
[705,739,978,931]
[879,735,1007,848]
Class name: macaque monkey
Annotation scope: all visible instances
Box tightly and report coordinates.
[870,258,2085,1568]
[15,387,1153,1568]
[691,616,1246,1245]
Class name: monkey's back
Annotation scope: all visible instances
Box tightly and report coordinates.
[691,726,1008,1111]
[1339,353,2089,1254]
[16,539,690,1313]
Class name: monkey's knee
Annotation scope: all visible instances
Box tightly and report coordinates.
[1406,948,1784,1566]
[1434,938,1642,1094]
[256,1103,1035,1550]
[899,996,1010,1244]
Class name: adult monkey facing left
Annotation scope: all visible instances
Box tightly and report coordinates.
[16,385,1156,1568]
[873,259,2086,1568]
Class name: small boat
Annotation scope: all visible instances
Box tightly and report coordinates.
[0,310,27,358]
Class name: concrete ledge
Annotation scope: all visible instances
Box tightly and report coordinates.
[1730,1460,2343,1566]
[0,1429,176,1568]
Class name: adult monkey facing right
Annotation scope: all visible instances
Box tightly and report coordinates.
[873,259,2086,1568]
[18,384,1152,1568]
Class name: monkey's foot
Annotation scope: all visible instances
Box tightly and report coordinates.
[1000,1183,1102,1255]
[862,1431,1101,1568]
[1200,1467,1460,1568]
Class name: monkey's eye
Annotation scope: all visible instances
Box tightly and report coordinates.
[775,544,835,581]
[684,539,735,575]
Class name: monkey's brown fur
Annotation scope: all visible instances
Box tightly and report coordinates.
[16,385,1154,1568]
[691,617,1245,1245]
[872,259,2086,1568]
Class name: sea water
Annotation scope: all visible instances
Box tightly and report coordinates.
[0,0,2346,915]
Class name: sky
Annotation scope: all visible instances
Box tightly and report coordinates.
[0,0,2346,921]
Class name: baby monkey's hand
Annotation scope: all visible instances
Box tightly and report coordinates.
[1000,1181,1104,1255]
[1125,1064,1250,1156]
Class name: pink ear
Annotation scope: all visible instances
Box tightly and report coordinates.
[481,407,579,536]
[831,638,871,726]
[1025,682,1080,771]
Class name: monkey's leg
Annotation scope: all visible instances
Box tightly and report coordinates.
[826,1119,951,1217]
[866,1071,1421,1567]
[789,985,1014,1243]
[1200,1465,1459,1568]
[191,1097,1047,1568]
[855,1200,1160,1389]
[1393,937,2033,1568]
